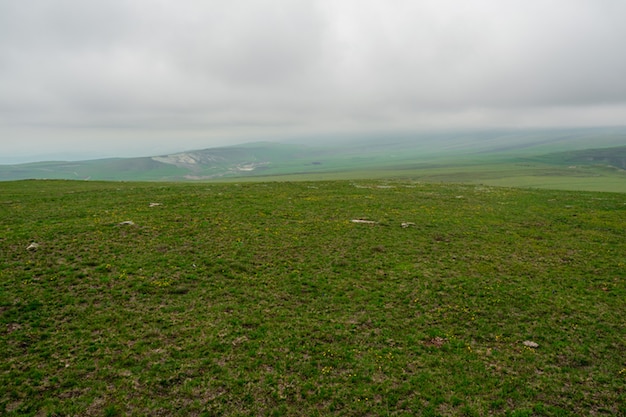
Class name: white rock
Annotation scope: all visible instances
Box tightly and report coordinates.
[523,340,539,348]
[351,219,377,224]
[26,242,40,251]
[118,221,135,226]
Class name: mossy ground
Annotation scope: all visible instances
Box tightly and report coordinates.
[1,180,625,416]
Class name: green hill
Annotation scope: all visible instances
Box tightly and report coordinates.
[535,145,626,169]
[1,127,625,192]
[0,157,187,181]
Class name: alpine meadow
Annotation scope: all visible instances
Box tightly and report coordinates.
[3,0,626,414]
[1,178,625,416]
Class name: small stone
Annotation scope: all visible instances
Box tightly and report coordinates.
[118,221,135,226]
[26,242,39,251]
[149,203,162,207]
[523,340,539,348]
[401,222,416,228]
[351,219,377,224]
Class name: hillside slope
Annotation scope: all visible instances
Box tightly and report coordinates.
[535,145,626,169]
[1,127,625,190]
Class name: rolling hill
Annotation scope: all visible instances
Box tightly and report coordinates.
[1,127,625,191]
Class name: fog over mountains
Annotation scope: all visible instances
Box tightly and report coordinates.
[1,1,626,163]
[1,127,625,183]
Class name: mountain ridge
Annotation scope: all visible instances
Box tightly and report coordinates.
[1,127,625,186]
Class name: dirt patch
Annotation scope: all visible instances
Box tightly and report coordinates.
[424,337,446,348]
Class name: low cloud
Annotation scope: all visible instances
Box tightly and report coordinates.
[1,0,625,160]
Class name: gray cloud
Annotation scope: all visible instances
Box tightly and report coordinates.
[1,0,625,161]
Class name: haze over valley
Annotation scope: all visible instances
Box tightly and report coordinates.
[1,127,625,193]
[1,1,626,168]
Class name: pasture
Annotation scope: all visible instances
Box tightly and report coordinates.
[1,180,625,416]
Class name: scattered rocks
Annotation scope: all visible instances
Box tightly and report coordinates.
[523,340,539,348]
[26,242,40,251]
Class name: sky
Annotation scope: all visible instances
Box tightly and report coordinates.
[1,0,626,163]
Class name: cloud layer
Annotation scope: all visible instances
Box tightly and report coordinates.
[1,0,626,160]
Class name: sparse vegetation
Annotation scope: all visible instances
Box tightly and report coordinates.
[1,179,625,416]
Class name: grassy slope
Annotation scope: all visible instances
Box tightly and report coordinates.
[220,130,626,189]
[233,157,626,193]
[1,180,625,416]
[1,128,625,192]
[0,158,189,182]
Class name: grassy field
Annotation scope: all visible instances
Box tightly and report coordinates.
[228,159,626,194]
[1,179,625,416]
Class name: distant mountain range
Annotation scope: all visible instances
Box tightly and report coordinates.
[1,127,625,182]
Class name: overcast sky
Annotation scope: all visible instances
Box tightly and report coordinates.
[1,0,626,162]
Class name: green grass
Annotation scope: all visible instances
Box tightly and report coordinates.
[1,179,625,416]
[231,159,626,193]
